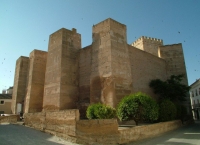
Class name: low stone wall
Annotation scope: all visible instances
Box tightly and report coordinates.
[119,120,182,144]
[45,110,79,142]
[0,115,19,124]
[24,109,79,142]
[24,112,45,130]
[24,111,183,144]
[76,119,119,144]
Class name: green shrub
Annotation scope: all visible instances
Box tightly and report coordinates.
[159,99,177,121]
[86,103,116,119]
[117,92,159,125]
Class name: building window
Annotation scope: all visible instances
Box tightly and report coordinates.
[0,101,4,104]
[196,89,198,96]
[197,99,199,104]
[192,91,194,97]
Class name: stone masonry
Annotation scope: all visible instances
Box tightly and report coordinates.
[12,18,189,117]
[24,50,47,113]
[11,56,29,114]
[43,28,81,111]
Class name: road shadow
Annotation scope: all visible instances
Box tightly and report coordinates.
[0,124,77,145]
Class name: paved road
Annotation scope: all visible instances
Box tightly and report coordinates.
[128,121,200,145]
[0,123,79,145]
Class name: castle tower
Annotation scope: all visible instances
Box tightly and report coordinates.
[11,56,29,114]
[43,28,81,111]
[132,36,163,56]
[158,44,188,84]
[158,44,191,113]
[24,50,47,113]
[90,18,132,108]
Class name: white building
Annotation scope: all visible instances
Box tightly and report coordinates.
[190,79,200,120]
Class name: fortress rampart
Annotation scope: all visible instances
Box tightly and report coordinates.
[12,18,189,118]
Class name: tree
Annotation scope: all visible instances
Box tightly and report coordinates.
[117,92,159,125]
[86,103,116,119]
[159,99,177,121]
[149,75,190,102]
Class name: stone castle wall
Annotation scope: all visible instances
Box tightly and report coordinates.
[132,36,163,57]
[24,50,47,113]
[90,18,132,108]
[24,109,79,142]
[159,44,191,112]
[159,43,188,85]
[12,18,189,117]
[128,45,167,99]
[11,56,29,114]
[78,45,92,116]
[24,114,182,144]
[76,119,119,144]
[43,28,81,111]
[119,120,182,144]
[0,115,19,124]
[90,19,113,105]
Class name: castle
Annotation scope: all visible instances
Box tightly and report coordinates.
[11,18,189,117]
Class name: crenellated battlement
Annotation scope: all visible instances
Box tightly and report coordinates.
[132,36,163,46]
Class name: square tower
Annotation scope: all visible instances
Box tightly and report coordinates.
[43,28,81,111]
[24,50,47,113]
[132,36,163,56]
[11,56,29,114]
[90,18,132,108]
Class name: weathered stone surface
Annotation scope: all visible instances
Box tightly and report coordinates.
[24,50,47,113]
[90,18,132,108]
[128,44,167,100]
[11,56,29,114]
[24,109,79,142]
[76,119,120,144]
[12,18,189,118]
[119,120,182,144]
[0,115,19,124]
[78,45,92,118]
[158,44,191,112]
[24,112,45,130]
[45,109,79,137]
[24,111,183,144]
[132,36,163,57]
[43,28,81,111]
[159,44,188,85]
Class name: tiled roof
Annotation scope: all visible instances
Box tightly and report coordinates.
[0,94,12,99]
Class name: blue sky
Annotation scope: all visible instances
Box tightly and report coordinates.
[0,0,200,92]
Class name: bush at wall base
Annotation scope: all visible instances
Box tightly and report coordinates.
[86,103,116,119]
[117,92,159,125]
